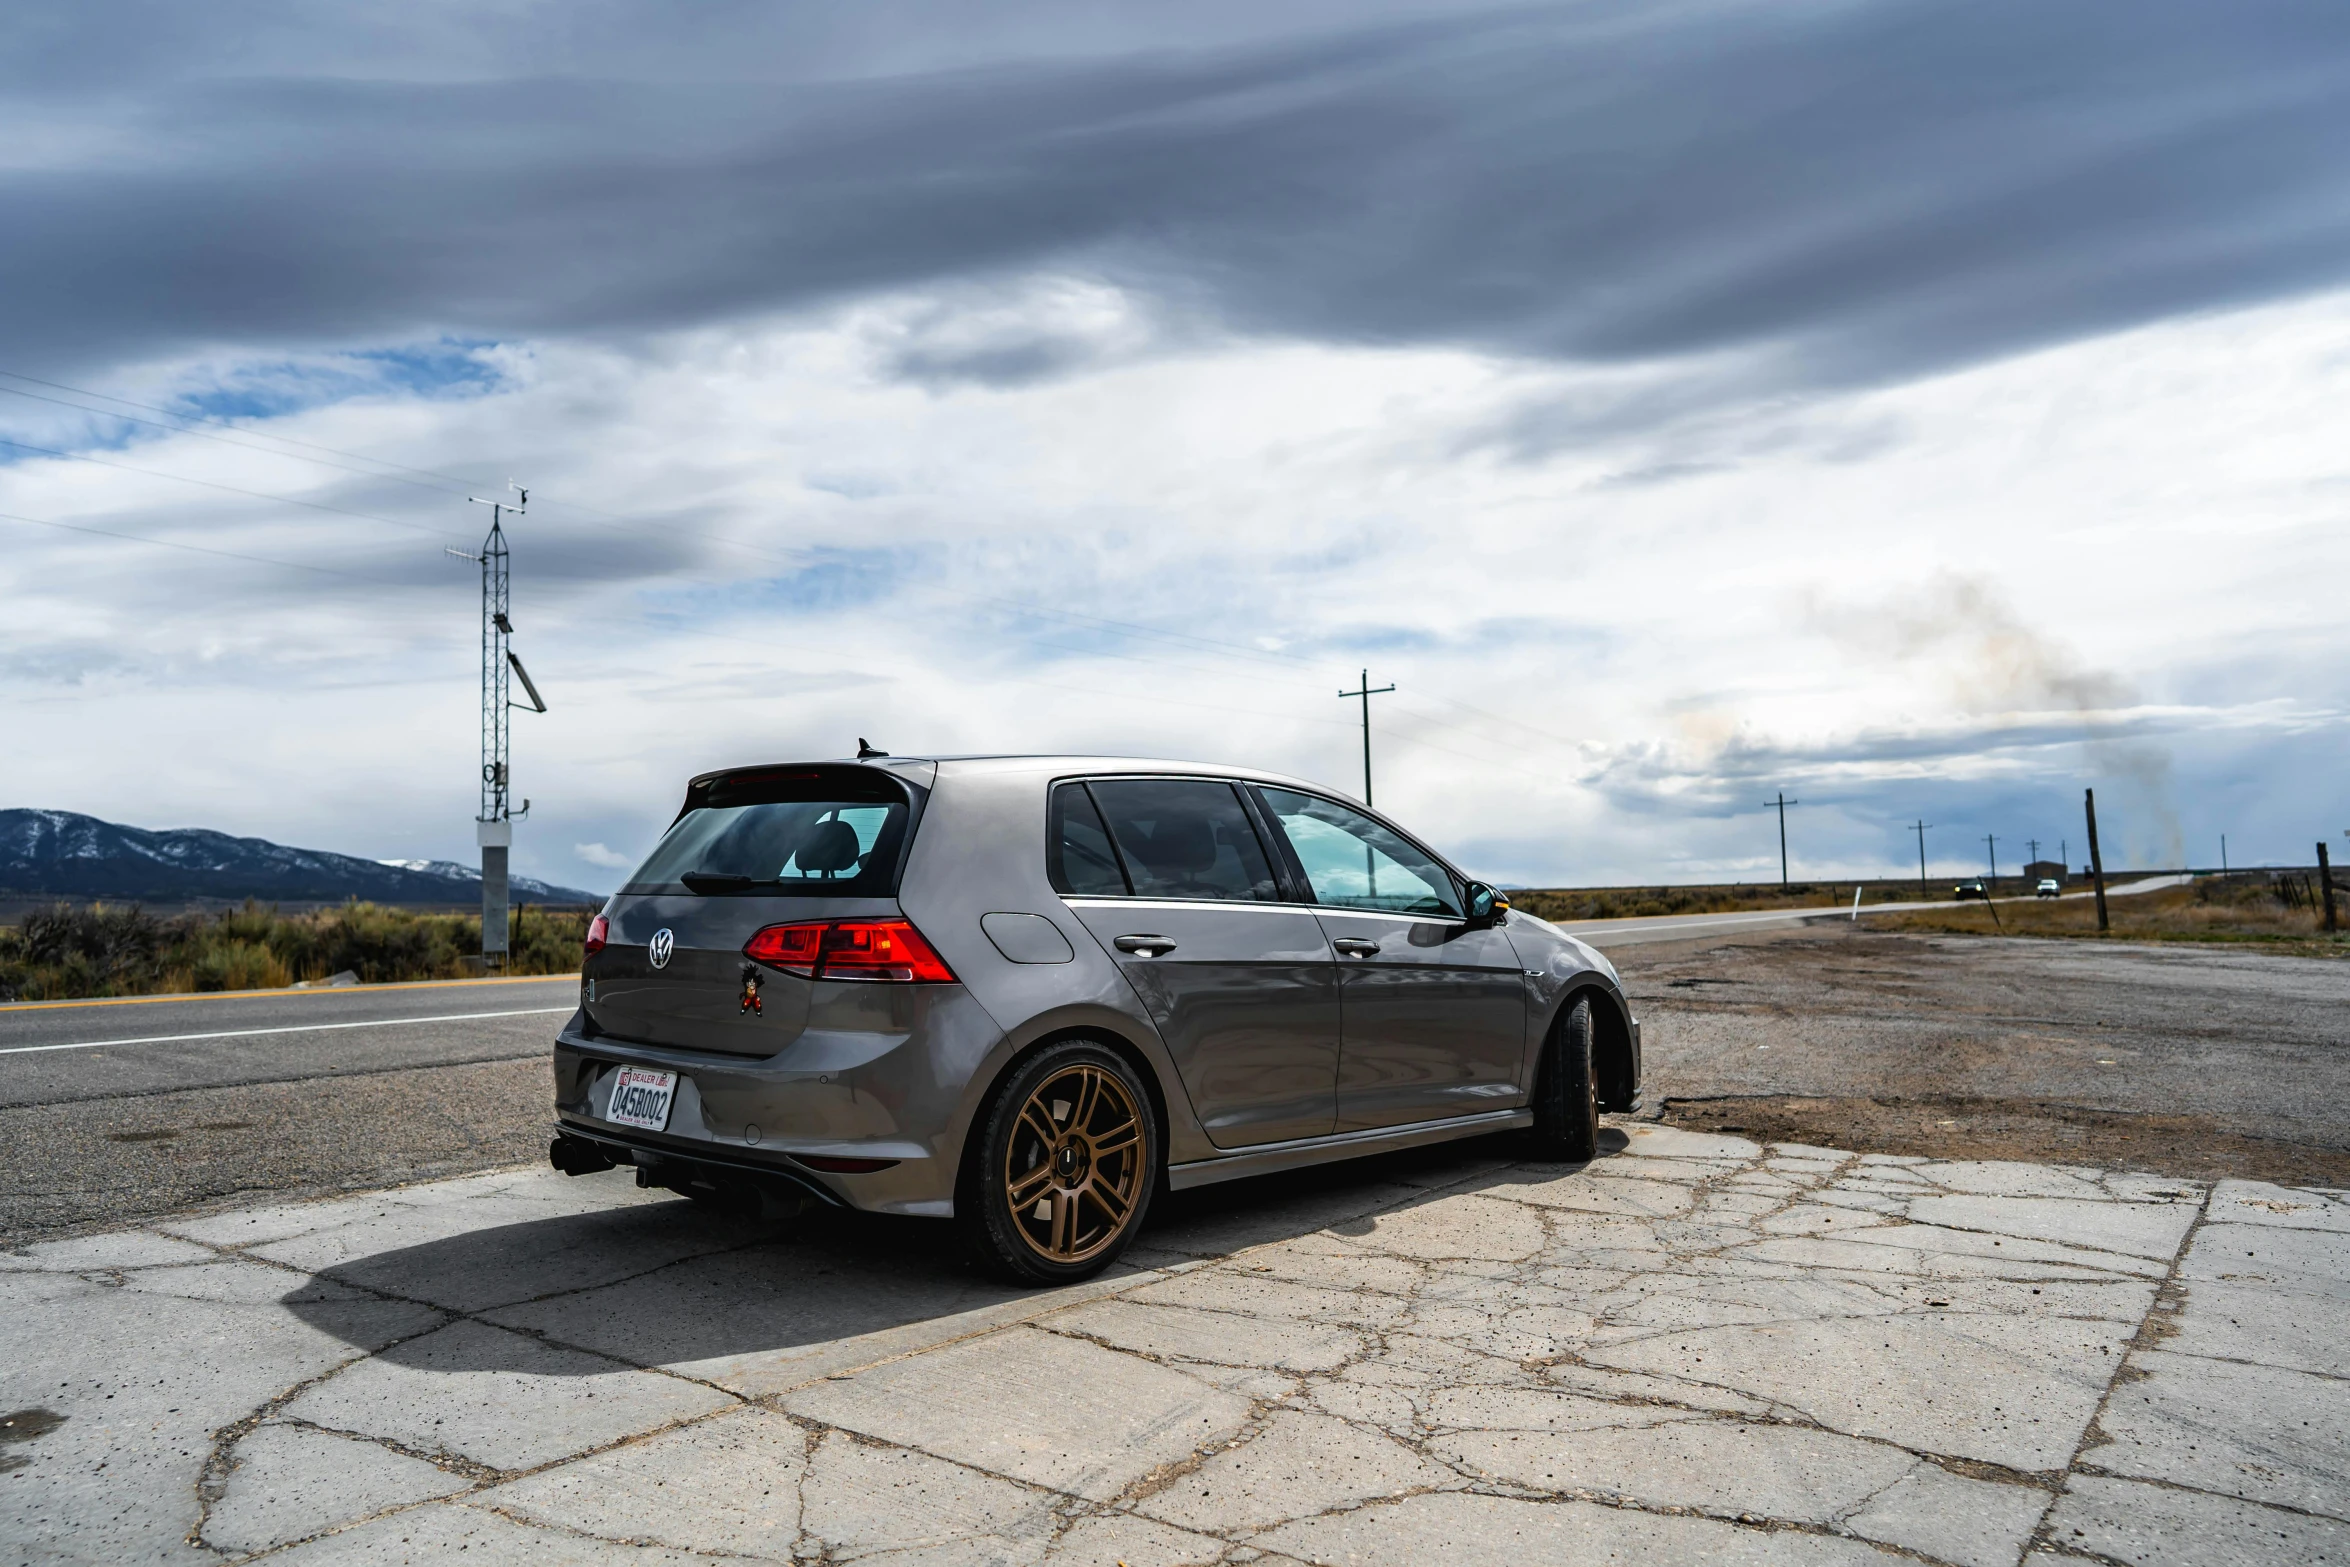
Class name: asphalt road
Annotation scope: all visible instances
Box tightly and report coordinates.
[0,976,580,1243]
[0,973,579,1105]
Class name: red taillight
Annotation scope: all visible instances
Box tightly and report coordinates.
[584,914,609,956]
[742,920,826,976]
[742,918,956,983]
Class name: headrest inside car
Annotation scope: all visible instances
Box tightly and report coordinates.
[794,818,864,875]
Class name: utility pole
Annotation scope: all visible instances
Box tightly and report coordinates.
[1763,792,1799,888]
[2085,788,2110,933]
[2221,835,2228,874]
[1910,820,1932,899]
[2025,837,2041,869]
[448,484,547,967]
[1337,670,1395,806]
[1984,833,1999,889]
[2320,842,2339,934]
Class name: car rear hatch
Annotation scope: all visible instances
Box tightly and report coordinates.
[582,763,932,1057]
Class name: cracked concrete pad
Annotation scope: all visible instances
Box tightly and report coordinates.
[2044,1473,2350,1565]
[266,1497,726,1563]
[2165,1277,2350,1376]
[1124,1264,1413,1331]
[164,1167,657,1252]
[1492,1169,1698,1218]
[1585,1309,2130,1470]
[1335,1192,1548,1262]
[1049,1298,1364,1372]
[476,1236,1051,1395]
[2209,1180,2350,1234]
[1042,1511,1237,1564]
[249,1186,766,1314]
[1621,1125,1765,1161]
[2185,1221,2350,1302]
[1257,1489,1909,1566]
[1423,1384,1705,1434]
[801,1426,1060,1560]
[1901,1192,2200,1260]
[280,1317,735,1472]
[2090,1348,2350,1514]
[205,1421,471,1554]
[782,1325,1252,1502]
[0,1258,441,1564]
[1440,1415,1918,1522]
[470,1406,808,1557]
[1840,1463,2053,1567]
[0,1230,218,1270]
[1143,1179,1434,1259]
[1137,1408,1463,1533]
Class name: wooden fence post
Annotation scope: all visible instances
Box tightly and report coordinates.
[2321,843,2339,934]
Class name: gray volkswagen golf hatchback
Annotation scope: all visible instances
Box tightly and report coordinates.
[551,754,1640,1283]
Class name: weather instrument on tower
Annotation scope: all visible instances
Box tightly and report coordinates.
[445,481,547,964]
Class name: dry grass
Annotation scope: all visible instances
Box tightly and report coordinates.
[1861,874,2348,956]
[0,899,594,1001]
[1513,878,1962,922]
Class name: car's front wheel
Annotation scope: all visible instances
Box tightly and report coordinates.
[960,1040,1158,1285]
[1528,997,1601,1162]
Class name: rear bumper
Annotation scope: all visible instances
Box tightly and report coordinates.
[550,998,1002,1217]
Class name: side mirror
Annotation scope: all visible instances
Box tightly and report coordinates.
[1465,882,1509,926]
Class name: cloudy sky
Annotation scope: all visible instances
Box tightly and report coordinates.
[4,0,2346,892]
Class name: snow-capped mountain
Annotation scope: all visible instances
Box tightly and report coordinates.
[0,809,604,905]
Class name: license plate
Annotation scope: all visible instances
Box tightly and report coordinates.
[606,1067,678,1131]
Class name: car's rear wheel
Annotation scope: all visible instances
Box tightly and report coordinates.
[1528,997,1601,1162]
[960,1040,1157,1285]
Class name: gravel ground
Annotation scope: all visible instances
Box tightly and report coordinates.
[1628,923,2350,1184]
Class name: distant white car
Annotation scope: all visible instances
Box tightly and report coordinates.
[2035,878,2060,898]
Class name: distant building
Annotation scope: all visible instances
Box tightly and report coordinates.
[2023,860,2066,884]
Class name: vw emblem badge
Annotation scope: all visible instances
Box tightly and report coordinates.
[647,928,675,969]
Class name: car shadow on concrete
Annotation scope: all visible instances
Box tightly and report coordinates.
[281,1127,1629,1377]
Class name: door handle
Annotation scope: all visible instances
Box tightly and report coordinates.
[1333,938,1382,957]
[1113,934,1178,957]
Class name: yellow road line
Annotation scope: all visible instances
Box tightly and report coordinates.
[0,972,580,1014]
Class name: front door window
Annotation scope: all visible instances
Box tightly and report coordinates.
[1257,789,1460,916]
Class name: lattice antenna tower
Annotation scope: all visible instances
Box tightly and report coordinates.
[446,482,547,962]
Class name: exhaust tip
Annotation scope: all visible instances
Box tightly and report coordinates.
[550,1134,617,1176]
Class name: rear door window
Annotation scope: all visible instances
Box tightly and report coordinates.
[1081,779,1279,903]
[1049,782,1129,896]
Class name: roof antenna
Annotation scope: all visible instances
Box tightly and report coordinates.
[857,738,888,759]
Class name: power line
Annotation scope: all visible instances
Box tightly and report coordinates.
[0,508,375,580]
[0,435,468,541]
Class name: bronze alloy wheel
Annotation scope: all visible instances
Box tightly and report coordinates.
[961,1039,1159,1285]
[1001,1060,1148,1265]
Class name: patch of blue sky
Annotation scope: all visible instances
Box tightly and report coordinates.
[170,338,505,424]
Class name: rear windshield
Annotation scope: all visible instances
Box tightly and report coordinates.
[624,770,911,896]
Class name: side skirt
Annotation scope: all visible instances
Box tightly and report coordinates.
[1165,1108,1533,1192]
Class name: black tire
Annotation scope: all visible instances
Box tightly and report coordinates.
[1528,997,1601,1162]
[959,1039,1158,1286]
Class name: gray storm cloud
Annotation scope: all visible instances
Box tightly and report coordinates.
[3,0,2349,400]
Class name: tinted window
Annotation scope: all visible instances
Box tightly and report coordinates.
[626,774,910,896]
[1086,779,1278,903]
[1258,788,1461,917]
[1049,782,1128,896]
